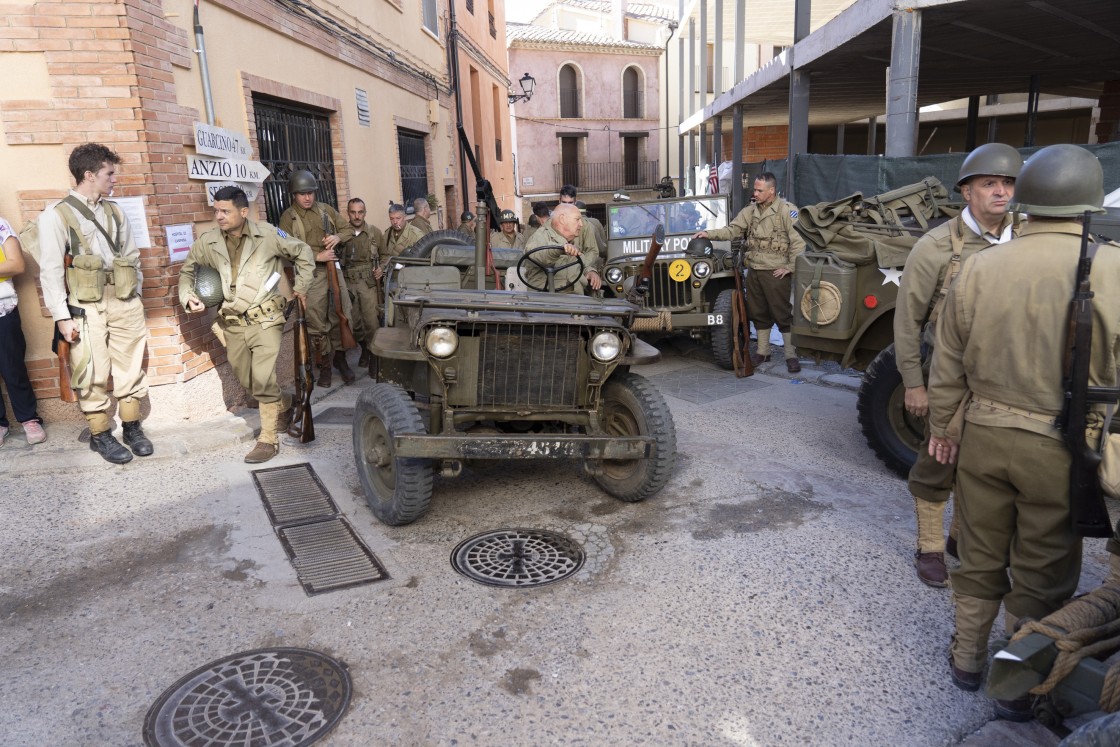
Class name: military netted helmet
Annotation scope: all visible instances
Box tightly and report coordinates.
[1009,144,1106,218]
[499,209,517,223]
[686,237,714,257]
[955,143,1022,191]
[193,265,224,308]
[288,170,317,194]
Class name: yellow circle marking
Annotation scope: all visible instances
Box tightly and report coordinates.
[669,259,692,282]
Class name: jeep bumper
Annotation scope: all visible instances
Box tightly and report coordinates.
[392,434,653,459]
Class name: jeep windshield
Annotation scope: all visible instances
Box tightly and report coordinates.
[605,195,729,260]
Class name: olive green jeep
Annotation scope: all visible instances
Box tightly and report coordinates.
[352,216,677,525]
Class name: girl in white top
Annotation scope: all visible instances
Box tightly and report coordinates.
[0,218,46,446]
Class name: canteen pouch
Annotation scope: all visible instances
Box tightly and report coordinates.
[67,254,105,303]
[112,256,139,300]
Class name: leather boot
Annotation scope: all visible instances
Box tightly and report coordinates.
[317,361,332,388]
[334,349,355,385]
[357,346,371,368]
[121,421,153,456]
[90,430,133,464]
[244,441,279,463]
[915,496,948,587]
[950,593,1002,690]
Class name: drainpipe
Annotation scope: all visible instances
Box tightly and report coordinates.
[193,0,216,125]
[447,1,469,212]
[664,21,678,182]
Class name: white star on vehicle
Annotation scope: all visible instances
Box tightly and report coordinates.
[879,268,903,286]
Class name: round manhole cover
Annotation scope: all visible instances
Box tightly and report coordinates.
[143,647,351,747]
[451,528,586,587]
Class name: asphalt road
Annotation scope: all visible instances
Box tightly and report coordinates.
[0,343,1108,746]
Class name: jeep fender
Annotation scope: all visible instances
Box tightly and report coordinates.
[841,303,896,370]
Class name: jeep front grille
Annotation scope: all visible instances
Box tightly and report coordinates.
[650,263,691,309]
[477,323,582,407]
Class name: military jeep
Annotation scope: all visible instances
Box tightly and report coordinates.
[789,178,961,478]
[601,195,745,368]
[352,214,677,526]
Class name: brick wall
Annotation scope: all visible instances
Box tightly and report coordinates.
[721,124,791,162]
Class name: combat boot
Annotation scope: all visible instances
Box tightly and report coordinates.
[357,346,371,368]
[334,350,355,385]
[244,441,279,463]
[122,421,154,456]
[90,430,133,464]
[317,361,332,388]
[949,593,1001,691]
[915,497,949,587]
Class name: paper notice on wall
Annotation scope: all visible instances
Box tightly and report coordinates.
[166,223,194,263]
[111,196,152,249]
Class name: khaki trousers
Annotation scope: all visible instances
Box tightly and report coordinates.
[223,321,283,404]
[745,268,793,332]
[70,293,148,414]
[950,423,1082,621]
[345,267,380,346]
[305,263,352,355]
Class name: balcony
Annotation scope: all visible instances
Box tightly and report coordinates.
[552,160,658,192]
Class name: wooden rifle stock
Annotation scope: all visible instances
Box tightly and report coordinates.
[731,243,754,378]
[55,254,77,402]
[626,224,665,303]
[322,212,358,351]
[287,297,316,443]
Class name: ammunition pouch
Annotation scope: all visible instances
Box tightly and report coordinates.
[222,294,286,327]
[111,256,139,300]
[345,266,374,284]
[67,254,105,303]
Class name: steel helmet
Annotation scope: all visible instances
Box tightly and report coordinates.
[955,143,1022,191]
[499,209,517,223]
[193,265,224,308]
[288,170,317,194]
[1009,144,1106,218]
[461,211,475,222]
[686,237,714,257]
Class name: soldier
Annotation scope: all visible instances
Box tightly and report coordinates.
[278,171,356,387]
[521,203,601,294]
[410,197,434,235]
[490,210,526,250]
[896,143,1022,588]
[557,185,605,257]
[927,145,1116,721]
[38,143,153,464]
[457,211,476,237]
[524,202,552,243]
[695,172,806,373]
[377,203,424,284]
[180,186,315,463]
[339,198,384,376]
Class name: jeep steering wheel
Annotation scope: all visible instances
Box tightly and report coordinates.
[516,244,585,293]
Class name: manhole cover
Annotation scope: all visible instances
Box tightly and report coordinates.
[451,528,585,588]
[143,648,351,747]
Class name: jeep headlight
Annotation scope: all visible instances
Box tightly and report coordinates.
[605,266,624,285]
[693,261,711,279]
[425,326,458,358]
[590,331,623,362]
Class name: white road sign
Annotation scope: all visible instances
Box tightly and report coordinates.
[187,155,270,183]
[204,181,262,206]
[193,122,251,159]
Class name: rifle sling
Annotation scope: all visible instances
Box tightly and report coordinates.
[61,196,122,256]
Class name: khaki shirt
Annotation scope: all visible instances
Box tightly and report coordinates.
[178,219,315,328]
[490,230,526,250]
[522,223,598,294]
[706,197,805,272]
[278,202,355,259]
[340,223,384,268]
[383,223,425,264]
[894,212,1016,389]
[410,214,433,235]
[929,220,1120,441]
[38,190,140,321]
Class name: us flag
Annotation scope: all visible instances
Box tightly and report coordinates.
[708,164,719,194]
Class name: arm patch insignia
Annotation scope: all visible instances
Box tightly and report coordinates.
[277,227,289,238]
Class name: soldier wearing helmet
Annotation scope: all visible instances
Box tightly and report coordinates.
[895,142,1023,589]
[278,170,357,388]
[457,211,476,237]
[490,209,526,250]
[927,144,1117,721]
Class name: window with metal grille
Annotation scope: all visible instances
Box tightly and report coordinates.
[466,0,474,13]
[355,88,370,127]
[623,67,642,118]
[398,129,429,206]
[253,95,338,225]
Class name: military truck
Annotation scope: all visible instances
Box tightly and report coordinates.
[789,178,961,478]
[600,195,746,368]
[352,200,677,526]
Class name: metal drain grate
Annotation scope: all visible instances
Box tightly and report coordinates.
[252,463,388,595]
[252,464,337,526]
[451,528,585,588]
[314,407,355,425]
[143,647,351,747]
[277,519,388,595]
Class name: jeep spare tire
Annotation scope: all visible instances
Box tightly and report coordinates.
[857,344,923,479]
[401,229,473,259]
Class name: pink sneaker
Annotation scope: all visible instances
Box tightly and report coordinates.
[22,420,46,445]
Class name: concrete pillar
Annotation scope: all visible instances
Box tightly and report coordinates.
[786,0,811,204]
[867,115,878,154]
[713,115,723,176]
[732,104,744,212]
[836,123,845,155]
[1095,79,1120,144]
[678,9,686,189]
[714,0,723,98]
[1024,73,1040,147]
[885,8,920,157]
[700,0,708,110]
[965,95,980,150]
[688,16,696,193]
[734,0,745,83]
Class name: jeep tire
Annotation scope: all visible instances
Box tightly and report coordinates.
[857,344,923,479]
[401,229,472,259]
[593,372,676,501]
[710,288,737,370]
[353,383,434,525]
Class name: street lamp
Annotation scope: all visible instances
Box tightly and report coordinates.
[508,72,536,104]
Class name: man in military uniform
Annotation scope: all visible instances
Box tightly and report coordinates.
[378,204,424,287]
[38,142,153,464]
[180,186,316,463]
[696,172,806,373]
[490,210,526,250]
[339,198,384,375]
[896,143,1022,588]
[558,185,605,257]
[278,171,356,387]
[927,145,1117,721]
[410,197,434,235]
[521,203,601,294]
[457,211,476,237]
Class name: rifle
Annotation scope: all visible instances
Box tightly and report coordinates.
[51,255,79,402]
[321,212,358,359]
[286,297,316,443]
[1059,213,1117,538]
[626,224,665,304]
[730,243,754,378]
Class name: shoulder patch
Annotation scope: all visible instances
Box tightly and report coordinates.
[277,227,289,238]
[789,208,798,219]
